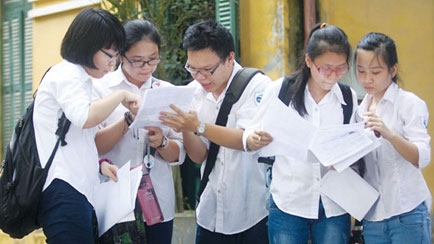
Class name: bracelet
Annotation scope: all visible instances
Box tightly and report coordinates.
[124,111,134,126]
[157,136,169,149]
[99,158,113,166]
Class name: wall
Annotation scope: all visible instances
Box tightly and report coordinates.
[239,0,292,80]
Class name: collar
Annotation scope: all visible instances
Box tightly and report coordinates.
[358,82,397,114]
[381,82,398,104]
[304,82,347,105]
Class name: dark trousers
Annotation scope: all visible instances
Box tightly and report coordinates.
[145,220,174,244]
[38,179,97,244]
[196,217,269,244]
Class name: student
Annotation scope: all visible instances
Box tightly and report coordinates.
[244,23,356,244]
[354,32,431,243]
[160,20,272,243]
[33,8,140,243]
[93,19,185,244]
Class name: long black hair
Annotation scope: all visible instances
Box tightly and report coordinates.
[282,23,351,117]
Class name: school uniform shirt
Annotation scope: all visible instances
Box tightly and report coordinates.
[192,62,271,235]
[34,60,100,206]
[359,82,431,221]
[92,66,186,223]
[244,78,359,219]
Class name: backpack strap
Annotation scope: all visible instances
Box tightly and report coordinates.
[278,78,294,106]
[338,82,353,124]
[197,67,264,202]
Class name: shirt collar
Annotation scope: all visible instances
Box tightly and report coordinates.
[305,82,347,105]
[381,82,398,104]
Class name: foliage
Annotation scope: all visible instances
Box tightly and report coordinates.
[103,0,215,85]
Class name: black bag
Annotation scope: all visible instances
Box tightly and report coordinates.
[0,69,71,238]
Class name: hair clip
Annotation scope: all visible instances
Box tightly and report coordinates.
[320,23,327,29]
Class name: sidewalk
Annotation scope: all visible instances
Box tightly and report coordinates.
[0,211,197,244]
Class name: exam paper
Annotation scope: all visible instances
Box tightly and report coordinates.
[320,168,379,221]
[94,161,142,236]
[257,98,378,171]
[130,86,196,129]
[260,98,316,162]
[308,122,379,171]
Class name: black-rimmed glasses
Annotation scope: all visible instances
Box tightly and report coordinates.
[123,55,161,68]
[184,60,223,77]
[100,49,119,62]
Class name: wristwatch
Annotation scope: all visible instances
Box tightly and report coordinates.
[157,136,168,149]
[194,121,206,136]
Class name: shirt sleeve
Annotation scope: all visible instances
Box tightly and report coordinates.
[400,92,431,169]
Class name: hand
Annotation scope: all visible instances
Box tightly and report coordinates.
[100,162,119,182]
[247,129,273,151]
[363,111,393,139]
[122,91,141,115]
[159,104,200,133]
[145,126,165,148]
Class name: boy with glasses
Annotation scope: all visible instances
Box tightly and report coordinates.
[160,20,271,244]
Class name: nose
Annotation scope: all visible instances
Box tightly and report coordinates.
[365,73,374,83]
[326,70,340,82]
[192,71,207,80]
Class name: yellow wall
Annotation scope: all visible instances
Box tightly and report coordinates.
[319,0,434,206]
[239,0,291,80]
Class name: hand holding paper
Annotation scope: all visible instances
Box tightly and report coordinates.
[129,86,196,129]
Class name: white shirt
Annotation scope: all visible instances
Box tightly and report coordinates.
[193,62,271,234]
[92,66,186,222]
[244,77,359,219]
[359,82,431,221]
[34,60,99,206]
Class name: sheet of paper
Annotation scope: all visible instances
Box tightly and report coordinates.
[320,168,379,221]
[130,86,196,129]
[260,98,316,162]
[94,161,142,236]
[309,122,379,171]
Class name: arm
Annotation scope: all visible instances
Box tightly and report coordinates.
[146,126,180,162]
[364,111,419,166]
[84,90,140,128]
[95,117,128,155]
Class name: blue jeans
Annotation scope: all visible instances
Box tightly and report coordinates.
[268,197,350,244]
[38,179,96,244]
[363,203,432,244]
[195,217,268,244]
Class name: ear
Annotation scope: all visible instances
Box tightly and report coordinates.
[390,63,398,79]
[305,54,312,68]
[227,51,236,64]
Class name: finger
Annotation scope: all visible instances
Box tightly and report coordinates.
[169,104,183,115]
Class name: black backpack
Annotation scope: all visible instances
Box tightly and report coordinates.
[0,69,71,238]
